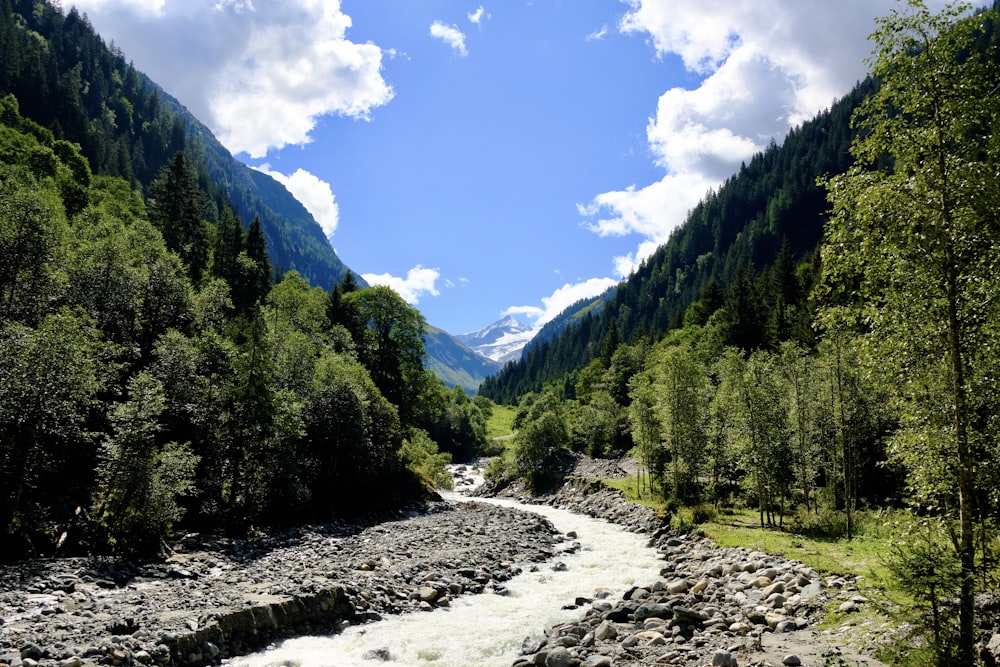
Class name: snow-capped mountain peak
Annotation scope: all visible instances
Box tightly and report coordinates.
[456,316,537,363]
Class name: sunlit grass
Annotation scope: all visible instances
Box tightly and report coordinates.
[601,476,667,512]
[485,404,518,440]
[698,507,892,582]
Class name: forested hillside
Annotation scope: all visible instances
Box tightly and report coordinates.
[482,3,1000,663]
[0,0,357,288]
[0,1,500,560]
[480,78,870,403]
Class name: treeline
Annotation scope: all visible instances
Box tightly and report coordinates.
[0,96,489,559]
[503,328,896,527]
[0,0,356,289]
[480,77,872,404]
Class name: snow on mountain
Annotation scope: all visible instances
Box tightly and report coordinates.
[456,316,537,364]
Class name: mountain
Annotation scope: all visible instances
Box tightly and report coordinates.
[423,325,502,394]
[479,78,872,404]
[456,315,536,364]
[0,2,361,291]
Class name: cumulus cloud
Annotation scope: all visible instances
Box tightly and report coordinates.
[468,6,490,25]
[505,277,619,328]
[362,265,441,305]
[253,165,339,242]
[579,0,951,271]
[71,0,393,158]
[430,21,468,56]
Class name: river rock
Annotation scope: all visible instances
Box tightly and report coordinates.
[712,649,738,666]
[593,620,617,641]
[362,647,391,661]
[544,646,573,667]
[482,470,848,667]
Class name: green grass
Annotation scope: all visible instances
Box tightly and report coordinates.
[601,476,668,512]
[699,507,892,581]
[485,404,518,440]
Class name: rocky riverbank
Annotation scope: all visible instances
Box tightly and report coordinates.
[0,502,559,667]
[480,466,888,667]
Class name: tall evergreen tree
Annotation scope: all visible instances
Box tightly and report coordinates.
[147,151,208,283]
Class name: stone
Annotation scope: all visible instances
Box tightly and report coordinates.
[712,649,738,667]
[782,655,802,666]
[18,647,42,662]
[761,581,785,597]
[667,579,690,594]
[729,621,752,635]
[672,605,709,625]
[593,621,617,641]
[521,637,546,655]
[418,586,439,602]
[765,612,788,629]
[544,646,573,667]
[362,647,391,661]
[581,656,612,667]
[634,603,670,622]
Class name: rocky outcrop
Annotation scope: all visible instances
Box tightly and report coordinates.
[0,502,559,667]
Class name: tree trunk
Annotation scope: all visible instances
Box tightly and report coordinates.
[946,268,975,667]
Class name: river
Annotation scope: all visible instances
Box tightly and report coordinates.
[226,486,664,667]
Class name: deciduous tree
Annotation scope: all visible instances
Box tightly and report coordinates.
[821,2,1000,660]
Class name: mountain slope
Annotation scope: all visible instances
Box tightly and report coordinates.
[423,325,502,394]
[0,1,360,290]
[479,79,871,403]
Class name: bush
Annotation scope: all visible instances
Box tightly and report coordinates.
[399,428,452,490]
[691,503,717,525]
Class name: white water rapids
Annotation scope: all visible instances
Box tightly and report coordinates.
[227,477,664,667]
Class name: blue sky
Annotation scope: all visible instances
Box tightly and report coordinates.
[70,0,948,335]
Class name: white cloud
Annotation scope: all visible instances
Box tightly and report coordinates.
[362,265,441,305]
[505,277,619,328]
[253,165,339,242]
[70,0,394,158]
[580,0,952,271]
[468,6,490,25]
[587,24,609,41]
[430,21,468,56]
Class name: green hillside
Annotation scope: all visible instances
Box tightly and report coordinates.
[0,0,359,289]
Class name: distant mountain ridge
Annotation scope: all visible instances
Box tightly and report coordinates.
[456,315,536,364]
[423,325,502,394]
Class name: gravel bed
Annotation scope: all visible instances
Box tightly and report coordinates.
[0,501,559,667]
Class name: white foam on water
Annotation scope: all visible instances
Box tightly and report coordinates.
[226,495,663,667]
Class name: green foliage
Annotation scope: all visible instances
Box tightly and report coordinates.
[0,95,446,556]
[400,428,453,490]
[883,518,963,666]
[0,308,105,553]
[92,373,199,556]
[820,2,1000,661]
[0,163,67,323]
[512,391,570,493]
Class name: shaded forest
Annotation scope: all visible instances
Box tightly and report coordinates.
[0,0,490,560]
